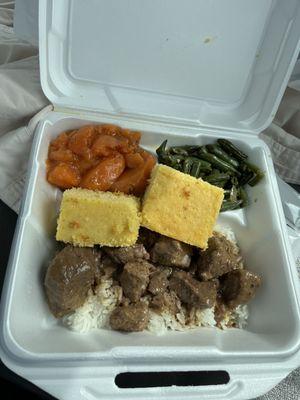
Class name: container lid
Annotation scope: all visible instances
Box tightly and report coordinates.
[39,0,300,133]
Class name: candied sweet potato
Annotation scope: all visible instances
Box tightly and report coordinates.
[111,152,156,195]
[81,153,125,191]
[48,149,77,163]
[92,134,129,157]
[49,132,69,150]
[46,124,156,196]
[68,126,96,159]
[47,163,81,189]
[125,153,144,169]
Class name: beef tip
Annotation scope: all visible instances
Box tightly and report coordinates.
[44,245,101,318]
[197,233,241,280]
[138,227,160,251]
[150,236,193,269]
[97,255,118,282]
[150,291,181,316]
[221,269,261,308]
[103,244,149,264]
[120,261,151,302]
[109,302,149,332]
[214,294,229,327]
[148,268,170,295]
[169,271,217,308]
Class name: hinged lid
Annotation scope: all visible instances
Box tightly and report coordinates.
[39,0,300,133]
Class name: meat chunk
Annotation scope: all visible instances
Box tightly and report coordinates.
[150,291,181,316]
[169,271,217,309]
[214,294,229,327]
[150,236,193,269]
[221,269,261,308]
[120,261,151,302]
[148,268,170,295]
[44,245,101,317]
[197,233,241,280]
[109,302,149,332]
[97,254,119,283]
[103,244,149,264]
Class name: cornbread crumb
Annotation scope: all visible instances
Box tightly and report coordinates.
[141,165,224,248]
[56,188,140,247]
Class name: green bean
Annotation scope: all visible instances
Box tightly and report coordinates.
[230,176,239,187]
[217,139,248,161]
[156,140,168,157]
[169,147,189,156]
[243,162,264,186]
[190,162,202,178]
[204,172,230,187]
[229,185,238,202]
[159,154,184,170]
[239,170,254,186]
[238,187,249,207]
[198,147,241,176]
[212,180,228,188]
[190,157,211,169]
[183,158,194,174]
[221,199,243,212]
[206,144,239,168]
[205,172,231,181]
[170,146,201,156]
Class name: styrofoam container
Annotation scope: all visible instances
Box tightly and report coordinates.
[1,1,300,399]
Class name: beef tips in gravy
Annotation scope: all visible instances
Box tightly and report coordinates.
[98,255,118,281]
[150,236,193,268]
[103,244,149,264]
[120,261,151,302]
[45,245,101,317]
[221,269,261,308]
[47,228,261,333]
[148,268,171,295]
[150,291,181,316]
[110,302,149,332]
[197,233,241,280]
[169,271,217,308]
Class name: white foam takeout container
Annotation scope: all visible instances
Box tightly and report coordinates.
[1,1,300,399]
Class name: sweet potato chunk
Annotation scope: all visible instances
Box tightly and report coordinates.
[125,153,144,169]
[81,153,125,191]
[68,126,96,159]
[92,134,129,156]
[49,132,69,150]
[47,162,81,189]
[111,152,156,195]
[48,149,77,163]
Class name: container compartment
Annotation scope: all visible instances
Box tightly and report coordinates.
[3,112,300,360]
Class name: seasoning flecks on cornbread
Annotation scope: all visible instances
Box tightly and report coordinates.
[56,188,140,247]
[141,165,224,249]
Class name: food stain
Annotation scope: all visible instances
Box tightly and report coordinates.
[203,36,217,44]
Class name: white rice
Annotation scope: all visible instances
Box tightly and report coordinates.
[214,224,238,249]
[63,278,121,334]
[63,225,249,334]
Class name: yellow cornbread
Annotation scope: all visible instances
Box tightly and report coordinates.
[141,164,224,249]
[56,188,140,247]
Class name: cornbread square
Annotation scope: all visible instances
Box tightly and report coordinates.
[141,165,224,249]
[56,188,140,247]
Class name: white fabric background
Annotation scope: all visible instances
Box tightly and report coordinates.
[0,2,299,399]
